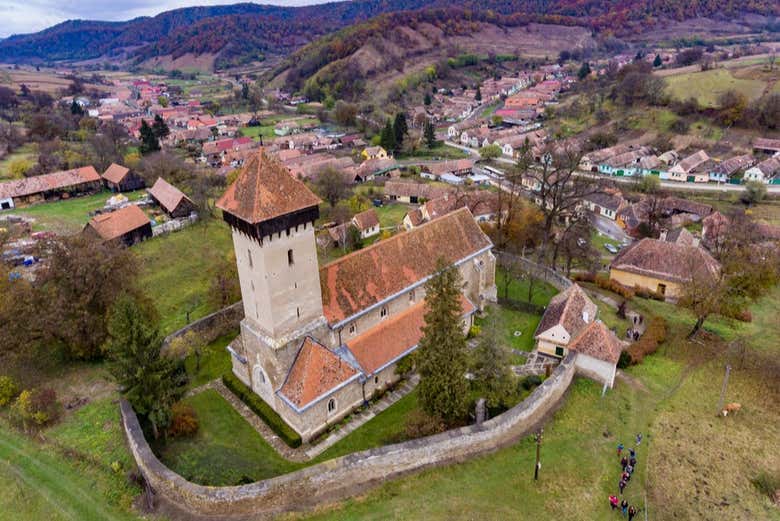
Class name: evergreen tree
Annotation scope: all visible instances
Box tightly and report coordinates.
[472,313,514,409]
[475,85,482,102]
[139,120,160,155]
[653,54,663,67]
[417,260,469,424]
[577,62,592,80]
[70,100,83,116]
[105,295,185,439]
[424,92,432,106]
[241,82,249,100]
[423,120,436,149]
[152,114,170,140]
[392,112,408,152]
[379,119,396,153]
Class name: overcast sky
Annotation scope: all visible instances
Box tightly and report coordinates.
[0,0,328,37]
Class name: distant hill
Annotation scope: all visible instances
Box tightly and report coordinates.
[0,1,777,70]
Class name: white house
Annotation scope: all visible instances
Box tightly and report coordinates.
[351,209,380,239]
[743,157,780,184]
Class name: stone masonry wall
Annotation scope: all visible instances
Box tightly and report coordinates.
[120,353,577,520]
[161,301,244,354]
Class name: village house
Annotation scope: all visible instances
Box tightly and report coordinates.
[0,166,101,210]
[384,181,452,204]
[361,146,389,161]
[102,163,145,192]
[83,204,152,246]
[752,137,780,155]
[420,159,475,180]
[609,237,720,299]
[351,208,380,239]
[584,191,626,221]
[216,151,497,442]
[708,155,755,183]
[403,191,500,230]
[148,178,197,218]
[743,157,780,184]
[668,150,711,182]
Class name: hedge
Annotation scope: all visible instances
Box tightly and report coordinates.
[626,316,668,365]
[595,274,635,300]
[222,372,302,448]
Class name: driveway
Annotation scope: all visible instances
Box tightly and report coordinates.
[591,214,631,245]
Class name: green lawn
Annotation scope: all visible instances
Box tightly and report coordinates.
[477,305,543,354]
[239,125,276,139]
[0,144,37,180]
[397,144,469,160]
[0,403,141,521]
[6,190,145,234]
[313,390,419,462]
[135,218,234,334]
[155,389,302,485]
[184,333,236,389]
[294,287,780,521]
[495,267,557,308]
[375,203,409,229]
[664,68,766,108]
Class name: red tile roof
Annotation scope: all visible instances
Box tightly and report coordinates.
[279,337,358,409]
[86,205,149,241]
[535,284,597,339]
[148,177,193,214]
[610,238,720,284]
[352,208,379,231]
[568,320,622,364]
[102,163,130,184]
[347,294,475,375]
[320,207,491,324]
[216,149,321,224]
[0,166,100,199]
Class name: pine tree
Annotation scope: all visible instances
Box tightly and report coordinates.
[475,85,482,102]
[70,100,83,115]
[417,260,469,424]
[392,112,408,152]
[577,62,591,80]
[653,54,663,67]
[472,313,514,409]
[152,114,170,140]
[379,119,396,153]
[423,120,436,149]
[424,92,432,106]
[139,120,160,155]
[105,295,185,439]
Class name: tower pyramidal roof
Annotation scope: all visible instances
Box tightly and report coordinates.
[216,149,321,224]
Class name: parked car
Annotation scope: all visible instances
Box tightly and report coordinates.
[604,243,619,254]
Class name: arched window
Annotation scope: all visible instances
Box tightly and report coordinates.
[327,398,336,413]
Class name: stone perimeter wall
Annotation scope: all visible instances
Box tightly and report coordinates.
[120,353,577,520]
[161,301,244,353]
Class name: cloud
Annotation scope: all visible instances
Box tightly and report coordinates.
[0,0,324,38]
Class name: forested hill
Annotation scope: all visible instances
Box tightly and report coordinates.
[0,0,777,69]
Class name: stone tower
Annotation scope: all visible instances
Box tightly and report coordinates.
[216,150,327,405]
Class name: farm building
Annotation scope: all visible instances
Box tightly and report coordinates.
[753,138,780,155]
[0,166,101,210]
[420,159,475,180]
[102,163,145,192]
[384,181,452,204]
[609,238,720,299]
[148,178,196,218]
[83,205,152,246]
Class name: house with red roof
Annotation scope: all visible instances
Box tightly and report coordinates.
[216,150,497,441]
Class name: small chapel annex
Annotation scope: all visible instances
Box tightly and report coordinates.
[216,150,498,442]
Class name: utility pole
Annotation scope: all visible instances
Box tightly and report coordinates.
[716,364,731,416]
[534,428,543,480]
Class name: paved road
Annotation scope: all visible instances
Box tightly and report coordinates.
[591,214,631,245]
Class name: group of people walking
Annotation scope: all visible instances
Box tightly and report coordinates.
[608,433,643,520]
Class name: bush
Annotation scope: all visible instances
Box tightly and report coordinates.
[404,410,446,440]
[617,351,632,369]
[10,388,60,431]
[626,316,668,365]
[595,275,635,299]
[0,376,20,407]
[222,372,302,448]
[467,324,481,339]
[167,402,199,438]
[633,286,665,301]
[571,272,596,283]
[734,309,753,323]
[520,374,543,391]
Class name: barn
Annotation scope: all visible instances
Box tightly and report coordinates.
[148,178,197,218]
[83,205,152,246]
[102,163,146,192]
